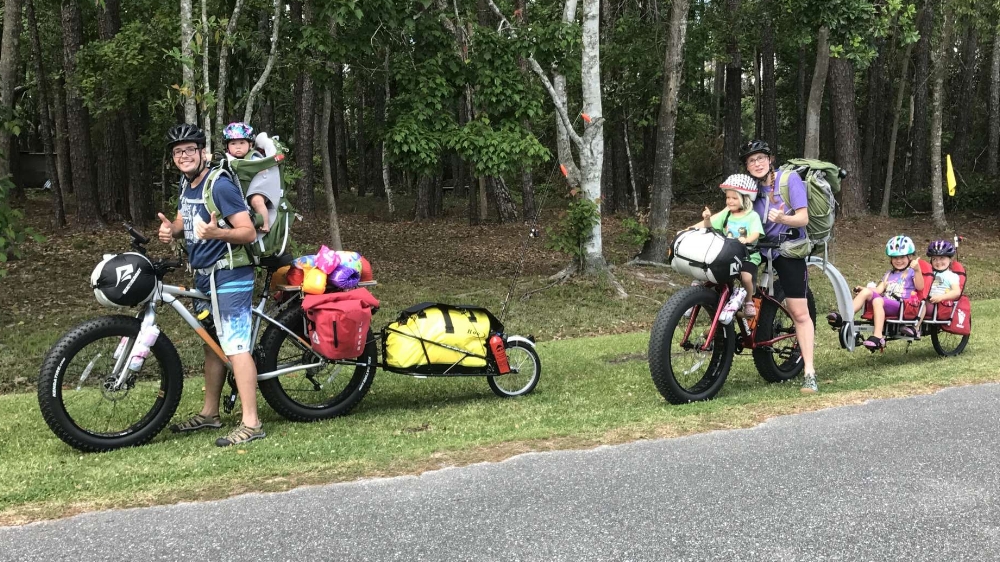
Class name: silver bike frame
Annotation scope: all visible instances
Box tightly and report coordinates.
[108,282,328,390]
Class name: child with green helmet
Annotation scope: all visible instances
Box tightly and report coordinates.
[831,235,925,351]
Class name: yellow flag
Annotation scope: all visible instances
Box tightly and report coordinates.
[946,154,957,197]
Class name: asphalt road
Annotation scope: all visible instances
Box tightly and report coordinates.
[4,384,1000,562]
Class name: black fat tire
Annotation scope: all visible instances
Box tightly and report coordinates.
[753,284,816,382]
[930,325,969,357]
[649,286,736,404]
[37,315,184,452]
[258,306,377,422]
[487,340,541,397]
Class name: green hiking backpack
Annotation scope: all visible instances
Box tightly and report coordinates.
[198,159,297,269]
[776,158,845,258]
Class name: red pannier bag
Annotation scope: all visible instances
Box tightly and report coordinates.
[301,288,380,360]
[938,295,971,336]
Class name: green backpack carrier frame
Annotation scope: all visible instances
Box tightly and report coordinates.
[193,159,297,270]
[775,158,846,260]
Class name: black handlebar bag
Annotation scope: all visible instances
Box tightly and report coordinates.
[669,229,748,284]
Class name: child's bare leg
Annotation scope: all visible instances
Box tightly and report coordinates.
[249,195,269,232]
[852,288,874,315]
[872,299,886,338]
[740,272,754,296]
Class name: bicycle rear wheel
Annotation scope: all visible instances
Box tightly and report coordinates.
[258,306,377,421]
[37,316,184,452]
[753,295,803,383]
[648,286,735,404]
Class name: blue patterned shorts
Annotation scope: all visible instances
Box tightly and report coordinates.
[194,267,255,356]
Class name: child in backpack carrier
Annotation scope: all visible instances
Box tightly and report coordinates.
[830,235,924,351]
[223,122,284,233]
[690,173,764,320]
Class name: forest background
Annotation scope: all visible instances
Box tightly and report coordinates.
[1,0,999,374]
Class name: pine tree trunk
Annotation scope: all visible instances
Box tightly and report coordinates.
[381,52,394,212]
[62,0,103,225]
[722,0,741,175]
[293,0,316,212]
[638,0,689,263]
[989,25,1000,176]
[214,0,246,140]
[929,6,953,232]
[122,109,149,224]
[490,176,518,223]
[24,0,63,226]
[908,1,933,194]
[601,136,614,215]
[713,60,725,135]
[804,27,830,159]
[612,119,630,214]
[761,8,777,153]
[862,41,886,191]
[829,57,866,217]
[950,25,978,170]
[515,0,535,222]
[356,79,367,197]
[797,44,807,154]
[332,63,349,195]
[52,78,72,195]
[0,0,22,182]
[415,175,431,221]
[881,42,913,217]
[321,88,342,249]
[180,0,197,123]
[97,0,128,222]
[372,75,386,199]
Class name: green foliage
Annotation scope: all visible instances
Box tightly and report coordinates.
[450,118,549,177]
[0,165,44,278]
[77,17,177,115]
[618,216,651,248]
[545,193,600,265]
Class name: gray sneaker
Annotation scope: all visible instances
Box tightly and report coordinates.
[801,373,819,394]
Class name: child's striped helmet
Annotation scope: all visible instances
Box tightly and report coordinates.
[885,235,915,257]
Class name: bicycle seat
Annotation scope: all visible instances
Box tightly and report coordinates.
[256,254,294,271]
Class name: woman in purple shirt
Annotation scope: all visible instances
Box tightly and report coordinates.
[741,140,818,394]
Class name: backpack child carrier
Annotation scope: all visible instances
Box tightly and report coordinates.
[200,157,297,268]
[776,158,845,258]
[382,303,504,374]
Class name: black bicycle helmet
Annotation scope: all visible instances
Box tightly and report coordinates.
[166,123,207,149]
[739,139,771,163]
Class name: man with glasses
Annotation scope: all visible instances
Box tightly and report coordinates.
[157,123,266,446]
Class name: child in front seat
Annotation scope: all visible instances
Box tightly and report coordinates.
[829,235,924,350]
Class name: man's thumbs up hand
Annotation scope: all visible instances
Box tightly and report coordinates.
[158,213,176,243]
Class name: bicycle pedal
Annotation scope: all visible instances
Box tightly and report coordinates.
[223,393,237,414]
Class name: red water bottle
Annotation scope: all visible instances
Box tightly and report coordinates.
[489,334,510,374]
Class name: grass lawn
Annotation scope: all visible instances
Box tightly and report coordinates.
[2,191,999,524]
[1,299,996,525]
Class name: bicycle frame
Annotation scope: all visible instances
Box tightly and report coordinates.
[107,282,325,392]
[689,282,798,353]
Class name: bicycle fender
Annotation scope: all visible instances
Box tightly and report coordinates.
[506,335,536,349]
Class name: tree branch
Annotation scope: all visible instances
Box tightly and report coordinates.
[485,0,583,150]
[243,0,281,124]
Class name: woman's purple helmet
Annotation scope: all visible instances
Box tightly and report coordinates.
[926,240,956,257]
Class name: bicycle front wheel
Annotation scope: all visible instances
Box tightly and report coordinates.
[648,286,735,404]
[258,306,377,422]
[37,316,184,452]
